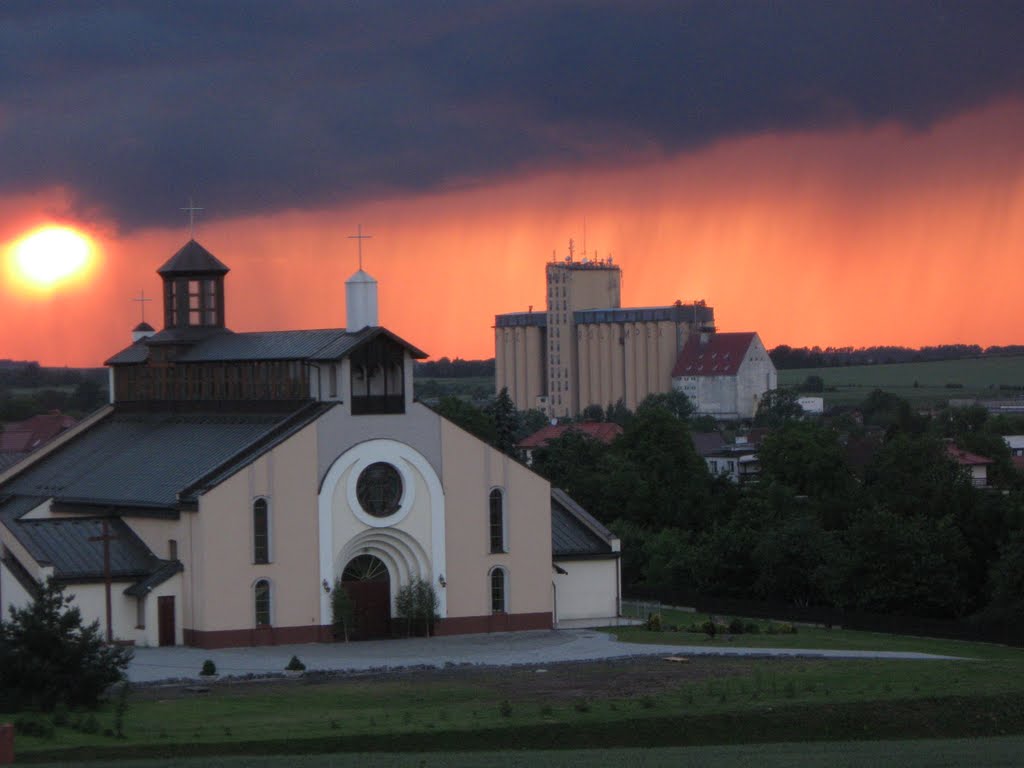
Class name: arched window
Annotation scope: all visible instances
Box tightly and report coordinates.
[489,489,505,553]
[253,498,270,564]
[254,579,272,626]
[490,567,507,613]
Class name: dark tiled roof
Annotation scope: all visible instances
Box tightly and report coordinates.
[551,488,617,559]
[106,325,427,366]
[157,240,230,275]
[17,517,159,580]
[691,432,727,457]
[0,452,28,472]
[124,560,183,597]
[1,411,78,453]
[0,408,315,509]
[519,422,622,449]
[671,332,758,378]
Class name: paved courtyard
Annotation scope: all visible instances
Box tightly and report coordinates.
[127,628,960,683]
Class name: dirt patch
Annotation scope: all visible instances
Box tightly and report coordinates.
[130,656,772,703]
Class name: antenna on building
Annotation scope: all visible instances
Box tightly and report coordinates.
[568,238,575,262]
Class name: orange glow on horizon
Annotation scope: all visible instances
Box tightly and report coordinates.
[1,100,1023,367]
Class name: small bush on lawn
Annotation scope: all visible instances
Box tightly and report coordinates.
[744,622,761,634]
[645,613,662,631]
[701,620,717,638]
[286,655,306,672]
[201,659,217,676]
[728,617,746,634]
[15,712,55,739]
[498,699,512,717]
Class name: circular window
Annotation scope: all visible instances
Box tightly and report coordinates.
[356,462,403,518]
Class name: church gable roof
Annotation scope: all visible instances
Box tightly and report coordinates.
[671,332,759,378]
[16,517,160,580]
[551,488,618,559]
[157,239,229,276]
[0,405,325,511]
[106,325,427,366]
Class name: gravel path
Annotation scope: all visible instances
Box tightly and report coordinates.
[127,629,960,683]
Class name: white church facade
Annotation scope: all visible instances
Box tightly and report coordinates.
[0,239,620,648]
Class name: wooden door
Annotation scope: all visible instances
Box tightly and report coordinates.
[344,580,391,639]
[157,596,176,646]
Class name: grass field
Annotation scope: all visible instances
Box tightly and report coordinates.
[12,615,1024,763]
[27,736,1024,768]
[778,355,1024,407]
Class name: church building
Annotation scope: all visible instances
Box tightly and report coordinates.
[0,238,620,648]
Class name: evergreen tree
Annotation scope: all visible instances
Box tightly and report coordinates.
[0,578,132,712]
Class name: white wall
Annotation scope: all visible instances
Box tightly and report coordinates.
[0,559,36,617]
[553,558,619,621]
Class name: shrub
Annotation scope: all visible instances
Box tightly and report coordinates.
[50,702,70,727]
[330,579,355,642]
[573,699,590,713]
[395,579,440,637]
[79,713,100,734]
[0,578,132,712]
[645,613,662,631]
[744,622,760,635]
[201,659,217,676]
[15,713,55,739]
[498,699,512,717]
[727,617,745,635]
[701,620,717,638]
[285,655,306,672]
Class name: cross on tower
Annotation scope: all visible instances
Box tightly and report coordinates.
[181,197,204,238]
[132,289,153,323]
[88,518,119,644]
[348,224,372,271]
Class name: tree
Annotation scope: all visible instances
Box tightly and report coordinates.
[394,578,439,637]
[580,403,605,422]
[0,578,132,712]
[753,388,803,428]
[433,396,495,445]
[488,387,518,457]
[636,390,693,421]
[330,578,354,642]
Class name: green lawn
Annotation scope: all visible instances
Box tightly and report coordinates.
[777,355,1024,407]
[26,736,1024,768]
[12,617,1024,762]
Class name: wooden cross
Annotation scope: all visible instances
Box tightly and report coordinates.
[181,197,204,238]
[132,289,153,323]
[348,224,372,270]
[88,518,119,643]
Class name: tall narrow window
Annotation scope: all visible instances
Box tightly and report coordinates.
[489,489,505,553]
[490,568,507,613]
[329,365,338,398]
[254,579,271,626]
[253,498,270,564]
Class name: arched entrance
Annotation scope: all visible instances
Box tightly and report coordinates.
[342,555,391,639]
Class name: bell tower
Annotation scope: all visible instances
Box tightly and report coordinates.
[157,240,229,333]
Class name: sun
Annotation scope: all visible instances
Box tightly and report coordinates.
[8,225,95,290]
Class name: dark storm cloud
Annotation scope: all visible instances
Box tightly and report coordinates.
[1,1,1022,230]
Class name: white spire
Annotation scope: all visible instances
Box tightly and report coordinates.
[346,269,378,331]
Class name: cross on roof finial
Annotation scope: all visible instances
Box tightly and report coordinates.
[132,289,153,323]
[348,224,372,271]
[181,197,204,239]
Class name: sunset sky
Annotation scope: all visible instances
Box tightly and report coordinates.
[1,2,1023,367]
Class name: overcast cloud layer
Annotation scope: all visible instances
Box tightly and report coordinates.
[2,1,1022,231]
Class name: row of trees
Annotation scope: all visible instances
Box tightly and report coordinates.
[433,388,1024,633]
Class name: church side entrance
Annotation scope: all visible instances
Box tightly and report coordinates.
[342,555,391,640]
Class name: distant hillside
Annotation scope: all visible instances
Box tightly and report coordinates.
[769,344,1024,369]
[778,355,1024,408]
